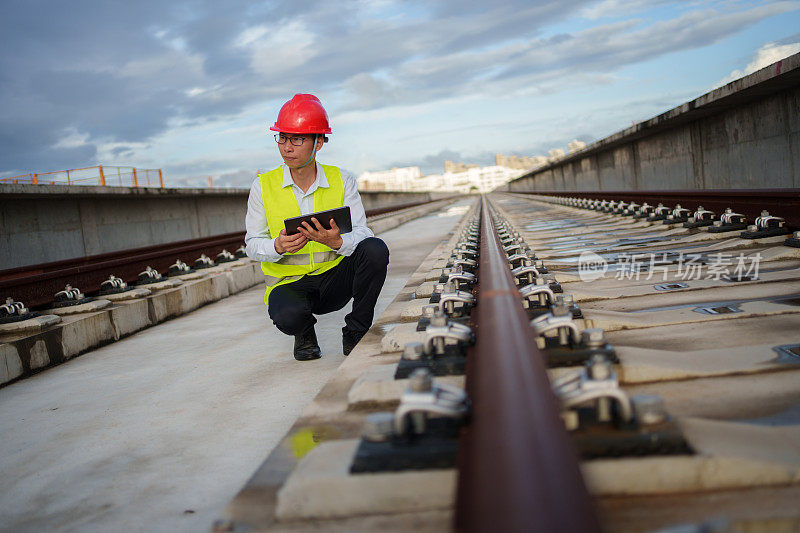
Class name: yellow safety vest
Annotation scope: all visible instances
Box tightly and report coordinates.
[259,164,346,304]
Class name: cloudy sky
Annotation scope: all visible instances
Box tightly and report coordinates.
[1,0,799,187]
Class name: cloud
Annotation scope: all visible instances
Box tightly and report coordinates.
[213,169,256,188]
[390,149,466,175]
[715,40,800,87]
[341,2,798,111]
[378,89,700,177]
[242,20,318,76]
[580,0,675,20]
[0,0,797,177]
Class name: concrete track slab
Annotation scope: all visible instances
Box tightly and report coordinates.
[400,298,432,321]
[583,297,800,331]
[625,371,800,422]
[0,200,472,533]
[346,363,465,409]
[616,343,800,383]
[43,299,112,316]
[567,262,800,301]
[597,485,800,533]
[275,439,456,520]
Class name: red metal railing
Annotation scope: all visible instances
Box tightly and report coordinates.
[0,165,164,188]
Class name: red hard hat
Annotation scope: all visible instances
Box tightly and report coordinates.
[270,94,332,134]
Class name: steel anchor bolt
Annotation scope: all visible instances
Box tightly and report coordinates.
[363,412,396,442]
[631,394,667,425]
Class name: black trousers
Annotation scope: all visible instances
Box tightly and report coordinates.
[267,237,390,337]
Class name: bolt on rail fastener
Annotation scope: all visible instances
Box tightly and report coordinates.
[363,412,396,442]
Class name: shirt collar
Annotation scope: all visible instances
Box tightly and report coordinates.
[281,162,329,190]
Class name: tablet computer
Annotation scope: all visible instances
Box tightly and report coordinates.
[284,206,353,236]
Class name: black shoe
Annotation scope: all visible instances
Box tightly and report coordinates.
[294,328,321,361]
[342,330,367,356]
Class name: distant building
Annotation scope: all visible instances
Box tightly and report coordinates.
[530,155,549,167]
[444,160,478,173]
[358,163,524,193]
[495,153,548,170]
[568,139,587,153]
[358,166,422,191]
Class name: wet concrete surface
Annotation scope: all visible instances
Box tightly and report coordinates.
[0,200,472,533]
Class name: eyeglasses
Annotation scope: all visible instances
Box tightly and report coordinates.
[274,134,308,146]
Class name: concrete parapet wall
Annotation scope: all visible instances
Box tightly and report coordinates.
[0,184,445,270]
[0,185,248,270]
[503,53,800,192]
[360,191,452,210]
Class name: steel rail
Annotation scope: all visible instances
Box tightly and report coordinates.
[455,195,600,532]
[510,189,800,228]
[0,199,446,308]
[0,232,246,308]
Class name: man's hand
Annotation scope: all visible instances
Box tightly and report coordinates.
[298,217,343,250]
[274,229,309,254]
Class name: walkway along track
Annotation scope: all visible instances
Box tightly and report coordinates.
[0,200,446,310]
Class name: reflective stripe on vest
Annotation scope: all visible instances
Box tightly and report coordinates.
[274,250,340,266]
[259,164,346,304]
[264,274,304,287]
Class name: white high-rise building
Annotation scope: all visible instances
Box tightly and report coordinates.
[358,164,524,193]
[358,167,422,191]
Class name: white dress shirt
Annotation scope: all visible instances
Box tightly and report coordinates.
[245,162,373,263]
